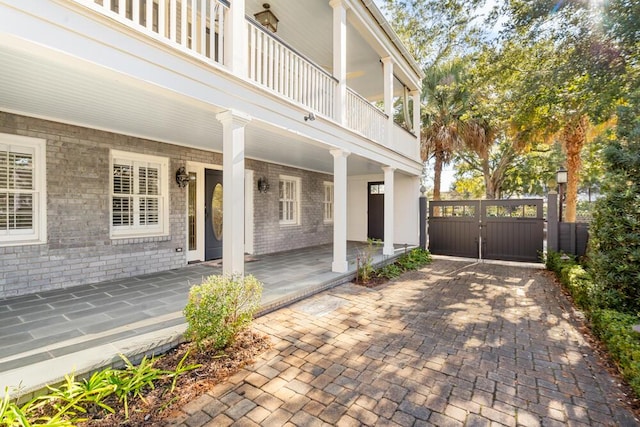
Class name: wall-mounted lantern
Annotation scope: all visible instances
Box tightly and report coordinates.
[257,176,270,193]
[176,166,189,188]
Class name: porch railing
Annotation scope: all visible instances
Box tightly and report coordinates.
[72,1,406,151]
[247,19,336,120]
[82,0,229,65]
[346,88,387,143]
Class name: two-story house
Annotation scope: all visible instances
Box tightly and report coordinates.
[0,0,423,297]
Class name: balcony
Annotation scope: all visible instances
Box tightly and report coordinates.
[72,0,420,159]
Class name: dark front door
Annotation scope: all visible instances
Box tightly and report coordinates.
[205,169,223,260]
[367,182,384,240]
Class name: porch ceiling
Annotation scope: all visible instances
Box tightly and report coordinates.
[0,42,386,176]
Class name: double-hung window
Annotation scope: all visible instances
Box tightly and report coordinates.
[110,150,168,238]
[0,134,46,246]
[279,175,300,225]
[323,182,334,223]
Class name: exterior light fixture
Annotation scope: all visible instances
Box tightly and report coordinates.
[257,176,270,193]
[557,166,567,222]
[556,166,567,185]
[254,3,279,33]
[304,112,316,122]
[176,166,189,188]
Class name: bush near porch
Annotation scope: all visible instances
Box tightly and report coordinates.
[545,252,640,398]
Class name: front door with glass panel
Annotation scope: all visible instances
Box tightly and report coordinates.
[205,169,223,260]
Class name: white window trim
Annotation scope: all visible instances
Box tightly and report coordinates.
[110,150,169,239]
[279,175,301,226]
[0,134,47,246]
[323,181,334,224]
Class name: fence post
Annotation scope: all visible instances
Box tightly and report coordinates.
[419,196,427,250]
[547,191,559,253]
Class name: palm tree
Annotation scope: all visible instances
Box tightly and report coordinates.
[421,60,470,200]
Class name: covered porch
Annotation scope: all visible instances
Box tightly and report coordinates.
[0,241,412,400]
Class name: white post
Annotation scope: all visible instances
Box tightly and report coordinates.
[216,110,251,275]
[382,57,394,146]
[330,0,347,124]
[383,166,395,256]
[331,148,350,272]
[225,0,246,75]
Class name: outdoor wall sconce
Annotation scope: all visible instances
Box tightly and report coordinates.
[304,112,316,122]
[254,3,279,33]
[176,167,189,188]
[257,176,270,193]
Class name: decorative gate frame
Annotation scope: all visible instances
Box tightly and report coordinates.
[428,199,544,262]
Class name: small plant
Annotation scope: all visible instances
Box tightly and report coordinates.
[377,263,403,280]
[0,351,201,426]
[396,248,432,271]
[184,274,263,350]
[355,239,382,283]
[108,354,165,419]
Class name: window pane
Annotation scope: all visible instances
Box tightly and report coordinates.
[11,193,33,229]
[140,197,159,225]
[139,165,160,195]
[0,151,7,189]
[113,196,132,226]
[0,192,6,230]
[188,172,197,250]
[10,152,33,190]
[113,164,132,194]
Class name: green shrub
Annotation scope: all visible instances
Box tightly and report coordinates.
[396,248,432,271]
[590,309,640,396]
[184,274,262,349]
[377,263,403,280]
[588,91,640,313]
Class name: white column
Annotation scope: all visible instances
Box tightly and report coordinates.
[331,148,350,272]
[330,0,348,124]
[225,0,246,76]
[382,57,394,145]
[383,166,395,256]
[410,89,421,138]
[216,110,251,275]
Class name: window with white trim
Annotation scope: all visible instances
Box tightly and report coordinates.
[0,134,46,246]
[323,182,333,223]
[110,150,168,238]
[279,175,300,225]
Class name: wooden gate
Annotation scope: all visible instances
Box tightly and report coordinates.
[429,199,544,262]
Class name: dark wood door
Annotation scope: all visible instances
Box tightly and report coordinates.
[205,169,223,260]
[367,182,384,240]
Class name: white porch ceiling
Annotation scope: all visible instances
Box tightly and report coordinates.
[0,43,387,176]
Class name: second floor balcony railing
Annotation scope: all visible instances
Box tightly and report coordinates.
[74,0,413,152]
[247,19,336,121]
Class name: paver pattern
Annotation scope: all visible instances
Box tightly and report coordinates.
[168,259,639,426]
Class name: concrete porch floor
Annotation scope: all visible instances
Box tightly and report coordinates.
[0,241,410,400]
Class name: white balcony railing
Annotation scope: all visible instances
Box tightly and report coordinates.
[73,1,406,151]
[84,0,228,66]
[247,19,336,120]
[346,88,387,143]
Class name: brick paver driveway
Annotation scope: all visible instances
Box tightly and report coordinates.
[169,259,639,426]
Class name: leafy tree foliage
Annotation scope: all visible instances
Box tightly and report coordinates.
[420,60,471,200]
[589,91,640,312]
[380,0,487,67]
[588,0,640,313]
